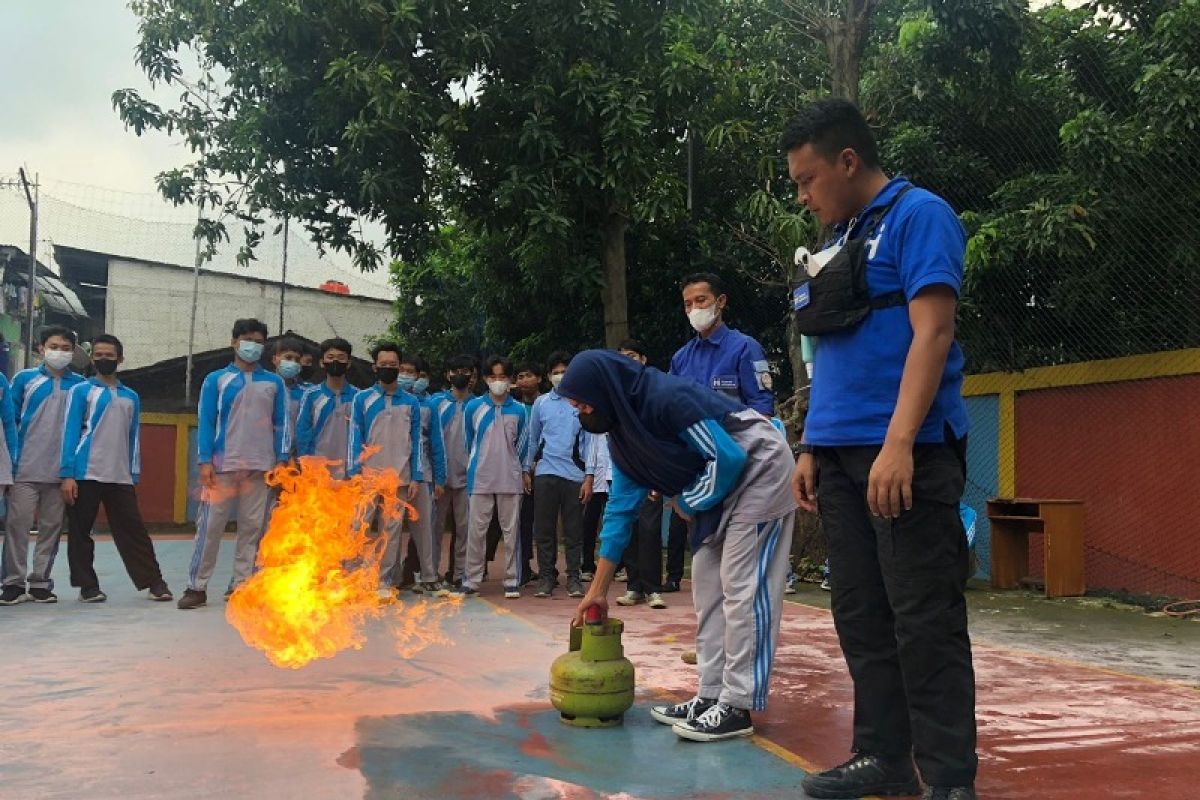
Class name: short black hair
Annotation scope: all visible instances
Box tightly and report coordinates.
[514,361,543,378]
[545,350,573,372]
[320,337,353,357]
[485,355,514,378]
[92,333,123,357]
[274,337,305,357]
[617,338,646,357]
[681,272,725,297]
[232,318,269,339]
[38,325,77,347]
[400,353,429,373]
[446,353,476,373]
[370,341,402,361]
[779,98,880,169]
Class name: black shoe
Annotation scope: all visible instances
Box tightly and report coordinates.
[923,787,977,800]
[28,588,57,603]
[566,578,585,598]
[80,586,107,603]
[649,696,716,726]
[177,589,207,610]
[661,579,681,593]
[534,580,553,598]
[450,585,478,597]
[0,585,27,605]
[800,753,921,799]
[672,702,753,742]
[148,581,173,602]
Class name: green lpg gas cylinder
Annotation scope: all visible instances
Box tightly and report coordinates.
[549,609,635,728]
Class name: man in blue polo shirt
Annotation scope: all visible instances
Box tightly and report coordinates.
[785,99,976,800]
[670,272,775,417]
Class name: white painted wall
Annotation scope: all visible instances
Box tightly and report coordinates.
[105,259,395,368]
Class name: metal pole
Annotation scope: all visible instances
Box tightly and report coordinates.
[18,169,38,363]
[184,203,204,406]
[278,215,288,335]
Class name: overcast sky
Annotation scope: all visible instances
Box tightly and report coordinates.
[1,0,186,196]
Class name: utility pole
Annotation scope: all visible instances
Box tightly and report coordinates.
[4,169,41,366]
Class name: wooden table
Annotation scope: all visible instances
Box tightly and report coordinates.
[987,498,1086,598]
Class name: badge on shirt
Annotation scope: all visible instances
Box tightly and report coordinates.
[711,375,739,392]
[792,284,811,311]
[753,360,773,390]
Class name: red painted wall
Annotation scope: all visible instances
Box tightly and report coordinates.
[1016,374,1200,598]
[137,424,177,524]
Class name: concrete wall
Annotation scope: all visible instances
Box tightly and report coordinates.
[106,259,394,369]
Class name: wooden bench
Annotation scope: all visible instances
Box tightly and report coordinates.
[987,498,1086,598]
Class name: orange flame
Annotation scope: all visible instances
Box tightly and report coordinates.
[225,457,460,669]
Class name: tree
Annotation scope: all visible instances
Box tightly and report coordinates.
[114,0,467,270]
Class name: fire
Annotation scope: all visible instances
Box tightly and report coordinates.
[226,457,460,669]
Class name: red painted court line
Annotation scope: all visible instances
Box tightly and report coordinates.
[501,584,1200,800]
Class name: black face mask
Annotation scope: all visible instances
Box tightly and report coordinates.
[578,410,614,434]
[94,359,118,377]
[324,361,349,378]
[449,374,470,391]
[376,366,400,385]
[299,364,315,382]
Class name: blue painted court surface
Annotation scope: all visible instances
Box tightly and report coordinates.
[0,539,807,799]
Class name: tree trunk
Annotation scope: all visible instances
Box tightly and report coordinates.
[600,209,631,348]
[822,0,880,104]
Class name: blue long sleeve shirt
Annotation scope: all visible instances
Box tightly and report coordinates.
[346,385,423,481]
[0,373,19,483]
[295,380,358,474]
[596,418,747,562]
[670,324,775,416]
[420,397,447,486]
[464,395,529,495]
[431,390,471,490]
[524,390,592,482]
[60,378,141,485]
[197,364,290,472]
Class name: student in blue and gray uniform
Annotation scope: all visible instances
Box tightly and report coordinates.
[562,350,796,744]
[393,353,446,595]
[454,355,529,598]
[527,351,594,600]
[1,325,86,605]
[273,337,314,450]
[0,369,20,602]
[346,342,424,600]
[433,354,476,587]
[61,335,172,603]
[785,100,976,800]
[177,318,289,610]
[296,338,357,478]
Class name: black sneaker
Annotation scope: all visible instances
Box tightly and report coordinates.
[504,585,520,599]
[923,787,977,800]
[177,589,207,610]
[534,580,553,598]
[80,586,107,603]
[661,579,681,593]
[649,696,717,726]
[28,588,57,603]
[450,584,478,597]
[566,578,585,598]
[0,585,27,605]
[800,753,921,799]
[148,582,173,602]
[672,702,753,742]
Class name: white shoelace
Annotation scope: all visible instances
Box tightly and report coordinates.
[673,696,711,720]
[693,702,733,728]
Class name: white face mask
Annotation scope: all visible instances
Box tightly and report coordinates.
[549,373,564,388]
[687,305,719,333]
[43,350,73,371]
[488,379,510,397]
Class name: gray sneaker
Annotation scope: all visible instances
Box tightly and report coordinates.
[566,579,585,598]
[534,580,554,598]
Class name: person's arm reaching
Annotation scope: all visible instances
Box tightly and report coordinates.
[573,463,649,625]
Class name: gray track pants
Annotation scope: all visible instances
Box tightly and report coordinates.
[186,470,272,593]
[377,484,436,587]
[692,513,794,711]
[463,493,521,590]
[2,483,66,589]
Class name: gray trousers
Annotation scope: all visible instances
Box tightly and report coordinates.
[436,486,469,582]
[692,513,794,711]
[377,484,435,587]
[186,470,272,593]
[533,474,584,582]
[464,493,521,590]
[2,482,67,589]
